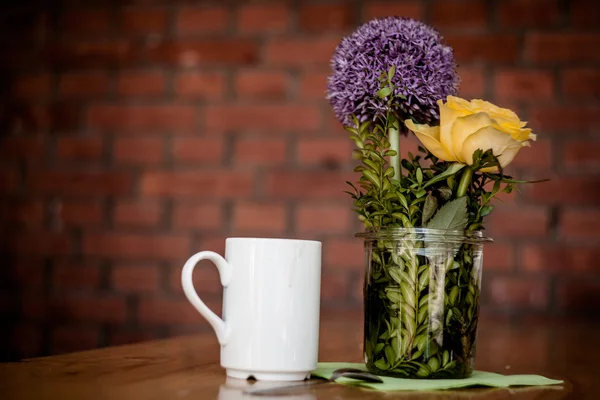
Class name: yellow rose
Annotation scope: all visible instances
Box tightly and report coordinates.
[404,96,536,172]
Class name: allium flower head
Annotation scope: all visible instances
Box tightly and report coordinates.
[327,17,459,126]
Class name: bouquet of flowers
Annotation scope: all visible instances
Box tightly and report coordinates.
[328,17,542,379]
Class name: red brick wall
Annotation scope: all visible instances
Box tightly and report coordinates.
[1,0,599,359]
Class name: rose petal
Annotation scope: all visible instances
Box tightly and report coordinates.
[450,112,495,163]
[480,142,523,172]
[460,126,523,167]
[439,99,469,157]
[405,119,456,161]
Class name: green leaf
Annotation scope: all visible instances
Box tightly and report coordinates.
[362,158,379,172]
[423,163,465,189]
[422,192,438,225]
[387,65,396,82]
[377,87,393,98]
[416,168,423,185]
[480,205,493,217]
[362,169,381,189]
[426,196,468,231]
[374,358,390,370]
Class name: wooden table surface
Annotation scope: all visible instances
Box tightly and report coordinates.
[0,315,596,399]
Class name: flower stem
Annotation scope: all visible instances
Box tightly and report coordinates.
[388,126,401,182]
[456,167,473,198]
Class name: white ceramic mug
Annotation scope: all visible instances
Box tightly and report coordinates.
[182,237,322,381]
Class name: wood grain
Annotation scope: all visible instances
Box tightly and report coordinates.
[1,315,595,399]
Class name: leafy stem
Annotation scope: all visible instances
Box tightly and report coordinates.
[456,167,473,198]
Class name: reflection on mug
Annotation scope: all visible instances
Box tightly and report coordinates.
[218,377,317,400]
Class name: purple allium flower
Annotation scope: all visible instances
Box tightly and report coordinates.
[327,17,459,126]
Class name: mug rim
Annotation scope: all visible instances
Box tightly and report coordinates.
[226,237,321,245]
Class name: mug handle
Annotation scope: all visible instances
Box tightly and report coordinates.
[181,251,232,345]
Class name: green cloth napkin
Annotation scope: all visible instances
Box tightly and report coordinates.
[312,362,563,391]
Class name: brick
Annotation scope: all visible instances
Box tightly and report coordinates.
[0,136,45,162]
[526,33,600,63]
[58,200,104,227]
[176,6,229,34]
[296,204,351,234]
[446,35,519,63]
[114,200,162,228]
[297,137,352,168]
[488,276,548,309]
[52,261,102,290]
[27,102,82,133]
[116,70,166,96]
[205,105,321,132]
[571,0,600,28]
[494,70,554,100]
[20,100,82,135]
[172,202,223,230]
[45,40,137,68]
[0,233,70,256]
[13,73,52,98]
[237,3,289,34]
[557,281,600,312]
[487,206,549,237]
[321,271,349,302]
[432,0,487,28]
[363,1,423,20]
[114,137,164,166]
[299,3,353,31]
[139,298,220,325]
[232,202,287,234]
[265,38,339,67]
[456,66,485,98]
[121,8,167,34]
[0,199,44,226]
[111,264,160,293]
[174,72,226,99]
[235,70,288,100]
[2,257,45,290]
[299,71,329,100]
[523,245,600,274]
[23,295,127,324]
[560,209,600,239]
[56,137,104,162]
[146,39,257,66]
[529,106,600,134]
[52,326,100,354]
[87,105,197,132]
[266,171,354,198]
[562,69,600,99]
[563,140,600,169]
[62,10,111,35]
[508,138,551,170]
[233,137,286,166]
[58,71,111,97]
[483,243,514,271]
[29,171,132,196]
[0,169,18,193]
[324,239,363,270]
[498,0,559,27]
[198,236,227,256]
[527,177,600,205]
[83,233,191,261]
[9,324,43,358]
[169,262,222,295]
[141,171,253,198]
[172,137,224,165]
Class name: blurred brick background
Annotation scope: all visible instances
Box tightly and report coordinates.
[1,0,599,360]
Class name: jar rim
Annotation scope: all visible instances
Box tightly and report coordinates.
[355,227,493,243]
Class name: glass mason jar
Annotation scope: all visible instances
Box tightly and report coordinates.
[357,228,491,379]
